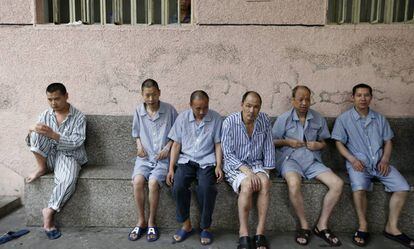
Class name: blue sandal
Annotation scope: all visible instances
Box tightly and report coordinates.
[200,230,213,245]
[128,226,147,241]
[173,228,194,243]
[146,226,159,242]
[45,228,61,240]
[0,229,30,244]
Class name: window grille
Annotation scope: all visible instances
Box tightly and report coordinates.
[328,0,414,24]
[41,0,192,25]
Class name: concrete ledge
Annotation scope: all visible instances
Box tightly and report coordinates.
[0,196,21,219]
[24,115,414,232]
[85,115,414,171]
[25,165,414,232]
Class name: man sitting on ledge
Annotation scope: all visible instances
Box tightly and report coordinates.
[333,83,414,248]
[26,82,87,240]
[273,85,343,247]
[222,91,275,249]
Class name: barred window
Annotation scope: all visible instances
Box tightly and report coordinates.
[328,0,414,24]
[40,0,192,25]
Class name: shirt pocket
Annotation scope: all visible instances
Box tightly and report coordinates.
[306,123,321,141]
[285,123,297,139]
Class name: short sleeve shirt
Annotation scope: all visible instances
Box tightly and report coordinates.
[168,109,222,168]
[331,107,394,170]
[132,101,178,163]
[272,108,330,168]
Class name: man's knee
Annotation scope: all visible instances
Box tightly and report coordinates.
[328,176,344,193]
[239,180,254,195]
[198,180,216,196]
[148,179,160,191]
[258,175,271,193]
[172,178,189,195]
[286,176,302,193]
[133,175,146,189]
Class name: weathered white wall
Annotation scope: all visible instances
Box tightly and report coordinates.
[196,0,326,25]
[0,0,33,24]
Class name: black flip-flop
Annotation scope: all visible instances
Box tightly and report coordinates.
[383,231,414,248]
[313,226,342,247]
[237,236,252,249]
[352,230,369,247]
[253,234,269,249]
[295,228,311,246]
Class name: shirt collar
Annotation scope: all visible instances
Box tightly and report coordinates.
[138,101,165,116]
[235,111,261,127]
[48,104,73,117]
[351,107,375,120]
[188,109,212,123]
[291,108,313,121]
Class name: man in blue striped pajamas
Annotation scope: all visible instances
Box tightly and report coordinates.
[222,91,275,249]
[333,83,413,248]
[26,83,87,240]
[166,90,223,246]
[129,79,178,242]
[273,86,343,247]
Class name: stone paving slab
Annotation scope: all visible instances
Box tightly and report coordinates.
[0,196,21,219]
[0,208,409,249]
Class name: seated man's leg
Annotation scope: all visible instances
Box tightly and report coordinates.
[132,174,147,228]
[26,132,54,183]
[147,165,168,228]
[313,167,343,230]
[44,152,80,230]
[172,163,196,240]
[312,169,343,246]
[196,166,217,244]
[284,171,308,230]
[238,177,255,237]
[377,166,412,246]
[348,166,373,245]
[255,172,270,236]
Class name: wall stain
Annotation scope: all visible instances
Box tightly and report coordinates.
[285,36,414,85]
[213,75,246,95]
[0,84,15,110]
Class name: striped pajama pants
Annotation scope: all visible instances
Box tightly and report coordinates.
[29,132,81,212]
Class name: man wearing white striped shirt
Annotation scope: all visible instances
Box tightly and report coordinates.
[222,91,275,249]
[26,83,87,240]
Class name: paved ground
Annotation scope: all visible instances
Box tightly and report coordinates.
[0,208,408,249]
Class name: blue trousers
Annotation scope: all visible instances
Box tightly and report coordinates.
[172,161,217,229]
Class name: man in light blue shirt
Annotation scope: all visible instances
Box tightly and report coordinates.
[222,91,275,249]
[333,83,412,248]
[273,86,343,247]
[128,79,178,242]
[166,90,223,246]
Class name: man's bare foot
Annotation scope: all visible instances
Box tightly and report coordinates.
[42,208,56,230]
[26,169,47,183]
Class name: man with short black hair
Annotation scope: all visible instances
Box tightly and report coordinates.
[222,91,275,249]
[166,90,223,246]
[333,83,413,248]
[128,79,177,242]
[26,82,87,240]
